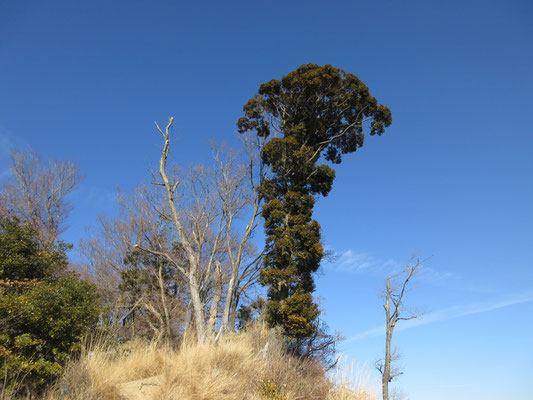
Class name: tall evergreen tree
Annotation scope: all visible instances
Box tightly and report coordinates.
[237,64,391,342]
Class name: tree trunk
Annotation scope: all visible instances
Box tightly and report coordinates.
[382,299,392,400]
[220,269,236,333]
[157,265,172,339]
[230,290,240,330]
[207,261,223,338]
[189,275,206,343]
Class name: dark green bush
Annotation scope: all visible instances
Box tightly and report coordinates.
[0,217,102,394]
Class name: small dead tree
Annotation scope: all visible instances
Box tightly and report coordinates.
[377,258,425,400]
[0,149,82,247]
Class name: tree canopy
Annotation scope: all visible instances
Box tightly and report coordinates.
[237,63,391,343]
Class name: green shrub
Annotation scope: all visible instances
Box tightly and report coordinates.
[0,217,68,281]
[0,275,101,392]
[0,217,102,394]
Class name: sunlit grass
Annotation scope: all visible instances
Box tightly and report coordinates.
[38,326,375,400]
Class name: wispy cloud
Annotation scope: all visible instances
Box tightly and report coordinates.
[416,264,455,283]
[326,246,450,283]
[344,290,533,343]
[325,248,400,274]
[325,248,457,288]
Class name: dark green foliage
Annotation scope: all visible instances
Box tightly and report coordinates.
[236,297,266,330]
[0,217,102,393]
[120,248,178,299]
[237,64,391,342]
[0,217,68,281]
[117,247,185,338]
[0,275,101,389]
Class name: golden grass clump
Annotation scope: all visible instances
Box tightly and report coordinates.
[42,325,375,400]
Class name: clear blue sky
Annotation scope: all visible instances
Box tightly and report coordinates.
[1,1,532,398]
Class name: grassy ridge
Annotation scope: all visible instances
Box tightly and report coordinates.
[25,325,376,400]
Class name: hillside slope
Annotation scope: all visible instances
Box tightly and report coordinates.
[43,326,375,400]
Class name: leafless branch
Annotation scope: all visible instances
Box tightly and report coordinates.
[379,257,427,400]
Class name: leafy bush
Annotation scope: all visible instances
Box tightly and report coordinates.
[0,274,101,393]
[0,217,102,394]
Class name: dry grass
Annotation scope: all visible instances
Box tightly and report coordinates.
[328,356,378,400]
[40,325,375,400]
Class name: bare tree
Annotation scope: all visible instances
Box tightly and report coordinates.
[80,189,190,341]
[130,117,264,343]
[0,149,82,247]
[377,258,425,400]
[80,118,265,343]
[375,348,403,386]
[212,145,264,336]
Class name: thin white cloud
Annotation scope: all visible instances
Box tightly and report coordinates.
[344,290,533,344]
[325,248,454,284]
[417,264,455,283]
[326,248,400,274]
[346,326,385,342]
